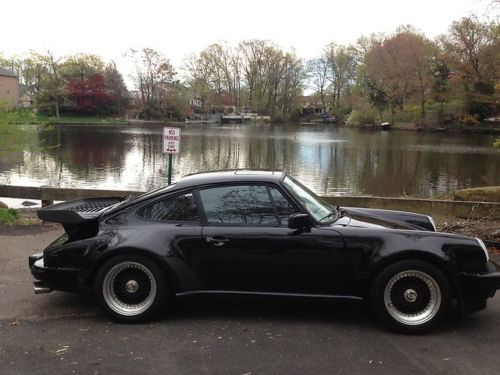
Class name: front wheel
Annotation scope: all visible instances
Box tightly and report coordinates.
[370,260,452,333]
[95,255,169,323]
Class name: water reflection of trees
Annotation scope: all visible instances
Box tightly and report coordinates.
[1,125,498,197]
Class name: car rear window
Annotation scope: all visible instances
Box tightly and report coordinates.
[137,193,199,222]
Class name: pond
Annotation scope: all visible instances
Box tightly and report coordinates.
[0,123,498,199]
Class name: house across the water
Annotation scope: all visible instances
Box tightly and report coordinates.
[0,68,20,109]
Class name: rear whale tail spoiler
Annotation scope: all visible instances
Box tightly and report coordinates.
[37,197,123,224]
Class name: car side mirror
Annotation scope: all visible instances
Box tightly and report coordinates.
[288,213,311,230]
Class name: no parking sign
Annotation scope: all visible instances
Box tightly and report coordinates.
[163,127,181,154]
[162,127,181,184]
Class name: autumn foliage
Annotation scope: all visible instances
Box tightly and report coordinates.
[67,73,110,114]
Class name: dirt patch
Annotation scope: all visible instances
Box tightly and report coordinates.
[436,217,500,254]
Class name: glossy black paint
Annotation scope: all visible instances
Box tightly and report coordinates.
[30,170,500,314]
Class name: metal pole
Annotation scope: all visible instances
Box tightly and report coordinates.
[167,153,173,185]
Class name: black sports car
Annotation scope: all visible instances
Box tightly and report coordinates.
[29,170,500,333]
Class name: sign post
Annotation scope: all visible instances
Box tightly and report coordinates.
[167,154,173,185]
[162,127,181,185]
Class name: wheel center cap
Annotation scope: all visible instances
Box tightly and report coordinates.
[125,280,139,293]
[404,289,418,302]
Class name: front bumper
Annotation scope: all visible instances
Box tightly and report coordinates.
[29,252,85,293]
[460,261,500,297]
[458,260,500,314]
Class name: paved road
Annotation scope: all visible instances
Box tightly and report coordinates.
[1,230,500,375]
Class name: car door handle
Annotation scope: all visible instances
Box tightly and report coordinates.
[205,237,229,246]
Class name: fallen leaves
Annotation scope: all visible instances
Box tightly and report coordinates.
[55,345,70,355]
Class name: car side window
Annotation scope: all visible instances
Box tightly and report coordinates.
[137,193,199,222]
[269,187,297,225]
[199,185,279,225]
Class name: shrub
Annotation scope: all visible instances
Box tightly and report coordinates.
[0,208,20,224]
[387,105,420,123]
[347,109,377,126]
[271,110,288,123]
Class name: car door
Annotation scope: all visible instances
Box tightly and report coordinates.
[183,183,348,295]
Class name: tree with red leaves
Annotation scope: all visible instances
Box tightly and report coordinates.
[67,73,110,114]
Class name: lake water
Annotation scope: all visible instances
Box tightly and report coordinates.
[0,123,499,199]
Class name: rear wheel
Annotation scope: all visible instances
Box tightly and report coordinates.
[95,255,169,322]
[370,260,452,333]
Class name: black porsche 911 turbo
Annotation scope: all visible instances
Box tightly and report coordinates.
[29,170,500,333]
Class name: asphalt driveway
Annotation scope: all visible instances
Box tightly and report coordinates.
[1,230,499,375]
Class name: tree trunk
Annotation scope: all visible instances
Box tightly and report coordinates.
[420,93,425,128]
[55,96,60,119]
[390,101,395,125]
[439,100,444,126]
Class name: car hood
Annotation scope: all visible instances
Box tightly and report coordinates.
[333,211,421,230]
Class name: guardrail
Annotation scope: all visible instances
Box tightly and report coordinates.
[1,185,498,219]
[0,186,143,207]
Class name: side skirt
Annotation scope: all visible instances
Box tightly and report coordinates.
[175,290,363,300]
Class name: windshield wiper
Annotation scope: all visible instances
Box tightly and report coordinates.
[319,208,339,222]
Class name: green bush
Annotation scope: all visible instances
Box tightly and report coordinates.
[5,109,47,125]
[385,105,420,123]
[0,109,24,151]
[0,208,20,224]
[288,108,303,122]
[347,109,377,126]
[271,111,288,123]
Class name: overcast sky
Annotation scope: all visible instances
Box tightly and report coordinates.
[1,0,495,86]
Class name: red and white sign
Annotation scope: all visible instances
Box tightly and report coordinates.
[163,127,181,154]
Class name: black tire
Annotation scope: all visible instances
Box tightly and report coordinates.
[370,260,452,334]
[94,255,170,323]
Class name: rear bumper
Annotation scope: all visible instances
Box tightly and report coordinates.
[29,253,85,293]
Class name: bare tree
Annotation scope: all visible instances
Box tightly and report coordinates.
[308,56,330,113]
[128,48,176,120]
[36,51,65,118]
[440,16,499,117]
[325,43,357,113]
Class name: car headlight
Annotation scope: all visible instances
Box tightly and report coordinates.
[476,238,490,262]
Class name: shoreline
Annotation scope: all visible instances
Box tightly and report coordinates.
[9,114,499,134]
[33,121,500,134]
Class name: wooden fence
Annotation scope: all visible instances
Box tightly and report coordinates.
[1,185,498,219]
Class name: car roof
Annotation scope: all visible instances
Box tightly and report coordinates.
[104,170,287,216]
[174,169,285,190]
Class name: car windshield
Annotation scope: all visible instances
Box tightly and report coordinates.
[283,176,336,222]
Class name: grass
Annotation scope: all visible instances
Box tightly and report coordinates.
[2,109,127,126]
[0,208,42,226]
[454,186,500,202]
[36,114,128,125]
[0,109,31,151]
[0,208,20,224]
